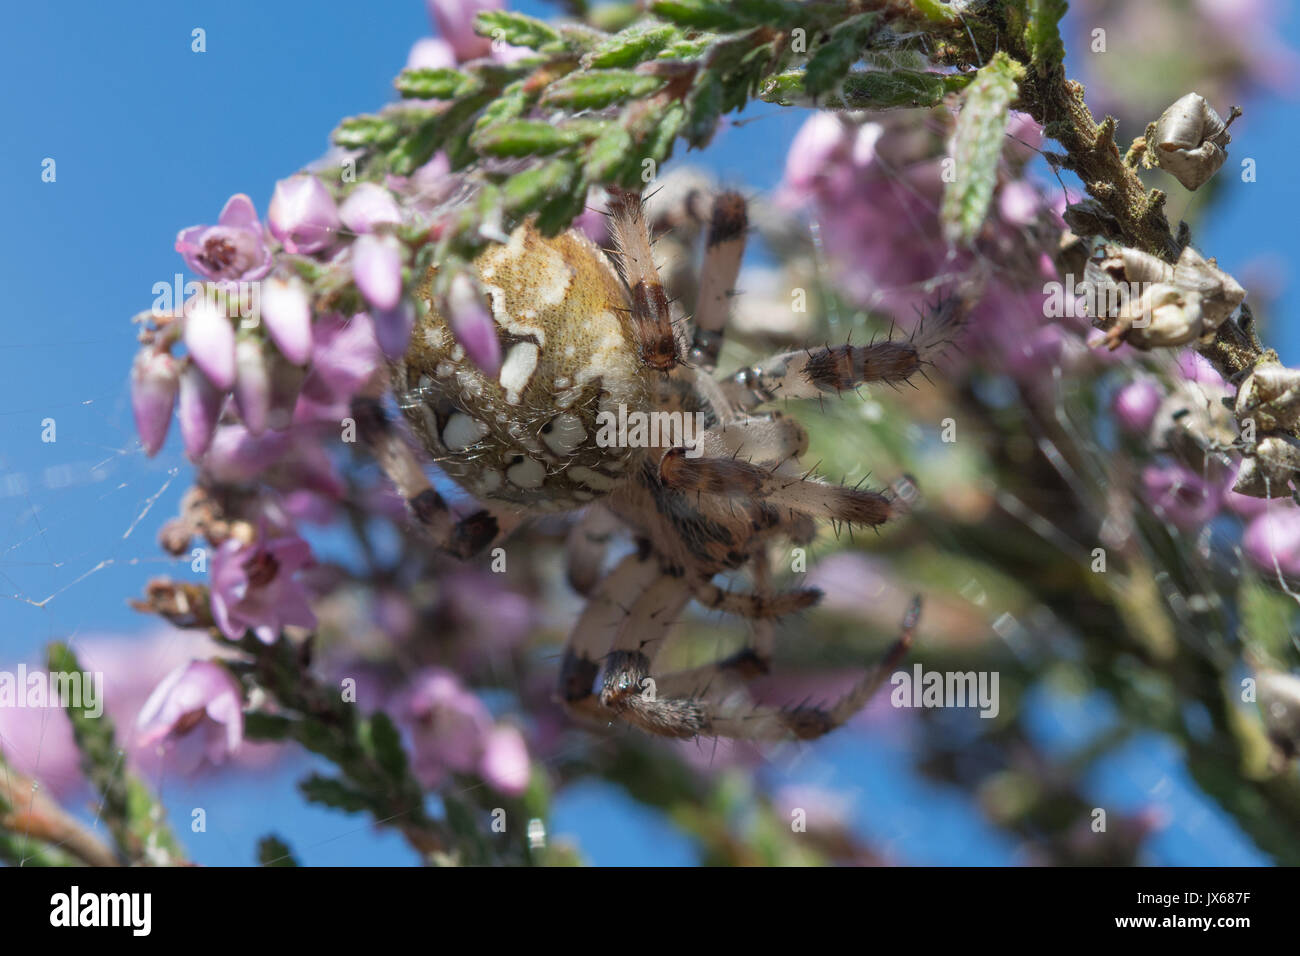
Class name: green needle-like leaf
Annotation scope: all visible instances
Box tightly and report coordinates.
[941,52,1024,245]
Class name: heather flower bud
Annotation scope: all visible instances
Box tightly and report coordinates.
[373,303,416,360]
[130,349,180,456]
[1244,508,1300,577]
[445,273,501,376]
[182,295,237,390]
[268,174,341,255]
[260,275,313,365]
[426,0,500,62]
[178,361,225,459]
[339,183,402,234]
[233,336,272,435]
[353,233,405,311]
[1141,463,1221,530]
[266,351,306,432]
[1113,380,1162,434]
[480,724,530,796]
[1147,93,1237,190]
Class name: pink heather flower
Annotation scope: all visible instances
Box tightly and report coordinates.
[1244,508,1300,578]
[385,153,455,213]
[177,361,225,459]
[259,276,313,365]
[202,424,292,483]
[446,273,501,375]
[130,349,179,456]
[1113,380,1163,434]
[209,533,318,643]
[266,357,305,432]
[1141,463,1222,530]
[573,190,610,246]
[182,295,236,390]
[268,175,341,255]
[426,0,501,62]
[480,724,530,795]
[297,312,381,416]
[372,303,416,360]
[1177,351,1226,388]
[233,336,272,435]
[353,234,405,311]
[136,660,244,768]
[340,183,402,235]
[1004,111,1044,164]
[175,194,273,283]
[441,569,535,654]
[0,629,264,797]
[403,667,493,788]
[282,488,338,526]
[274,438,347,500]
[782,113,850,195]
[998,180,1043,226]
[407,36,457,71]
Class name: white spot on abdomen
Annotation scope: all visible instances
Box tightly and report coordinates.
[542,413,586,457]
[499,342,539,404]
[443,412,489,451]
[506,456,546,489]
[569,466,617,490]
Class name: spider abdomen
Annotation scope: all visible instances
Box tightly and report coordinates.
[392,223,655,511]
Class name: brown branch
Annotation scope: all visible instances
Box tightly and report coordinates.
[0,761,120,867]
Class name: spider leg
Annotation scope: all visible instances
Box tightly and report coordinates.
[564,505,622,596]
[710,412,809,464]
[560,549,714,738]
[557,549,662,722]
[691,579,820,619]
[660,597,920,741]
[658,447,895,529]
[656,551,782,695]
[687,190,748,372]
[722,341,926,410]
[353,397,520,559]
[606,188,679,372]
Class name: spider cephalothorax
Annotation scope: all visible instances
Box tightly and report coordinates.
[362,185,956,741]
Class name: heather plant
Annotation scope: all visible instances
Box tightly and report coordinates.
[5,0,1300,867]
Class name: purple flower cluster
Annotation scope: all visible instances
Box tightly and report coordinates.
[777,111,1089,387]
[401,668,531,795]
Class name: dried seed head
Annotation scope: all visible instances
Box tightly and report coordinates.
[1147,92,1237,190]
[1116,282,1205,349]
[1233,435,1300,498]
[1172,245,1246,328]
[1150,378,1235,462]
[1085,241,1244,349]
[1235,361,1300,434]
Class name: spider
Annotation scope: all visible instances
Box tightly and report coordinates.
[356,184,951,741]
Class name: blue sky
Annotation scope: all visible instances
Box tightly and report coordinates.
[0,1,1294,866]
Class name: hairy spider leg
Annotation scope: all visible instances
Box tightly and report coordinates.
[353,397,520,559]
